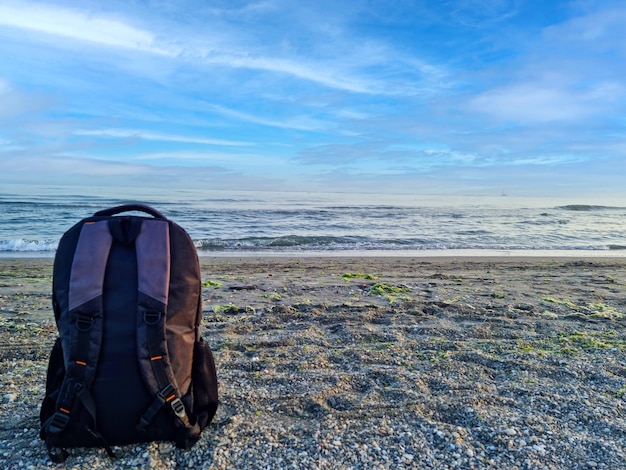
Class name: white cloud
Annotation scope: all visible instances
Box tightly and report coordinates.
[543,6,626,48]
[75,129,252,147]
[206,104,329,131]
[467,81,623,123]
[0,2,443,96]
[196,52,389,95]
[449,0,521,27]
[133,150,286,166]
[0,80,53,120]
[0,154,147,177]
[0,78,11,93]
[0,2,172,55]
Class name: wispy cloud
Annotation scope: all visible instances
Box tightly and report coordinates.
[543,5,626,47]
[0,79,53,119]
[75,129,252,147]
[206,104,329,131]
[0,1,444,96]
[133,150,287,167]
[0,2,170,55]
[449,0,521,27]
[466,81,624,123]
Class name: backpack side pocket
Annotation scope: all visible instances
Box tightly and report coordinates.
[40,337,65,439]
[191,337,218,429]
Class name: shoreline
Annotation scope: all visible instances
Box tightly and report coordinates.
[2,248,626,260]
[1,256,626,468]
[202,249,626,259]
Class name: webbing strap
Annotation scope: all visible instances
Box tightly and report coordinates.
[137,322,193,430]
[75,387,115,458]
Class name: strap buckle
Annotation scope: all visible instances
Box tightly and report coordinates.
[76,315,93,332]
[47,410,71,435]
[144,310,162,325]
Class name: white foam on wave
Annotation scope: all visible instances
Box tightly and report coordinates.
[0,239,57,252]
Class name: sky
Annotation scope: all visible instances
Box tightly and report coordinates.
[0,0,625,197]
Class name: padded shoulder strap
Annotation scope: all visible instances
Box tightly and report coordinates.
[136,218,172,397]
[136,219,171,304]
[69,221,113,312]
[61,220,112,403]
[135,219,193,418]
[135,220,200,442]
[44,221,113,450]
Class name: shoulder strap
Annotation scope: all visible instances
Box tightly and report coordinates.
[135,219,200,444]
[44,220,115,461]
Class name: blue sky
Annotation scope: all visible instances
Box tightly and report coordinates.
[0,0,625,197]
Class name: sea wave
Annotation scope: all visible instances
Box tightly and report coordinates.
[196,235,372,251]
[556,205,625,211]
[0,239,58,252]
[194,236,613,252]
[1,234,621,254]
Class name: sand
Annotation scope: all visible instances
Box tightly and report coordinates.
[1,256,626,469]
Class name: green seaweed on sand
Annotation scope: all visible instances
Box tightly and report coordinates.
[513,330,626,356]
[212,303,240,314]
[202,280,223,288]
[368,283,411,303]
[262,292,282,300]
[561,330,624,350]
[342,272,378,281]
[540,297,623,318]
[0,265,53,283]
[541,297,578,309]
[586,302,623,318]
[613,384,626,399]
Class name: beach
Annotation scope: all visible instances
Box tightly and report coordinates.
[1,256,626,469]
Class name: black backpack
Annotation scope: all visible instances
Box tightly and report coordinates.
[40,204,218,463]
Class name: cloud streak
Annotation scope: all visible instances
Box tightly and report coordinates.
[75,129,253,147]
[0,2,169,54]
[467,81,624,123]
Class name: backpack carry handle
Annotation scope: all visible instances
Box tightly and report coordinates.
[93,204,167,219]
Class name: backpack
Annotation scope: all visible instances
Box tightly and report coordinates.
[40,204,218,463]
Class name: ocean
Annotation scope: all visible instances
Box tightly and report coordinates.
[1,184,625,257]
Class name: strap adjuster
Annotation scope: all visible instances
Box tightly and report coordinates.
[157,383,176,401]
[158,384,187,419]
[170,398,186,419]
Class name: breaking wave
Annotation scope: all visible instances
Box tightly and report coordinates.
[0,239,58,252]
[194,236,612,253]
[556,205,625,211]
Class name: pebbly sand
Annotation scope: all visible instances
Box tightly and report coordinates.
[1,256,626,469]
